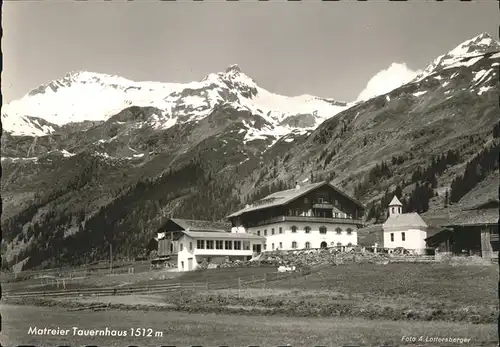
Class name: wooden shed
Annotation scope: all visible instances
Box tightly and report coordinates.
[429,200,499,259]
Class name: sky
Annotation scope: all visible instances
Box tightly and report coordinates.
[2,0,498,103]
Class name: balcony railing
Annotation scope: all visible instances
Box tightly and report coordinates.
[250,215,363,227]
[312,203,334,209]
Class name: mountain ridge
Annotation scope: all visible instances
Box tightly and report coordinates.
[414,32,500,81]
[1,32,499,270]
[2,65,350,138]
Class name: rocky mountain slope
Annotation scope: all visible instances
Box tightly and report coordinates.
[1,33,499,270]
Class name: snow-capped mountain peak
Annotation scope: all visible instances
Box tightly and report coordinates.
[225,64,242,74]
[2,66,349,137]
[415,32,500,80]
[447,32,498,56]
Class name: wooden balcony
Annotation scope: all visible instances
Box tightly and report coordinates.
[312,203,334,209]
[250,215,363,227]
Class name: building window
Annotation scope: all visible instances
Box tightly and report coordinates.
[336,242,342,247]
[401,232,406,241]
[305,226,311,234]
[264,229,267,236]
[320,226,327,234]
[234,241,241,250]
[335,227,342,234]
[224,240,233,250]
[216,240,223,250]
[272,243,275,250]
[263,244,267,251]
[243,241,250,250]
[390,233,394,242]
[292,241,297,249]
[334,212,339,218]
[346,228,353,235]
[279,227,283,234]
[317,197,324,203]
[206,240,214,249]
[279,242,283,249]
[189,242,193,251]
[291,226,297,233]
[392,207,395,214]
[180,243,184,251]
[271,228,275,235]
[305,242,310,249]
[197,240,205,249]
[304,198,309,204]
[257,230,261,236]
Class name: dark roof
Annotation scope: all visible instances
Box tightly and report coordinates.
[444,208,499,227]
[227,181,365,218]
[164,218,232,232]
[425,226,450,238]
[425,229,454,245]
[421,212,453,228]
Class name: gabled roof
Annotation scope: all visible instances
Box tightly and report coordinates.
[227,181,365,218]
[182,230,265,240]
[166,218,232,232]
[389,196,403,206]
[421,211,453,228]
[383,212,428,229]
[444,208,498,227]
[465,199,499,211]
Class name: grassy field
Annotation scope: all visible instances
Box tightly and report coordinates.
[174,262,498,323]
[2,268,181,292]
[6,262,498,302]
[3,265,279,292]
[3,262,498,345]
[1,304,497,347]
[6,262,498,325]
[264,262,499,306]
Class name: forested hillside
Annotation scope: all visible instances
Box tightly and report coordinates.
[2,35,499,270]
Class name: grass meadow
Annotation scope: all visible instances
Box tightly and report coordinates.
[3,262,498,346]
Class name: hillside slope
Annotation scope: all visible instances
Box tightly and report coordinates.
[1,33,499,269]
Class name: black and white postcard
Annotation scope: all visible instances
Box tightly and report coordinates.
[1,1,499,346]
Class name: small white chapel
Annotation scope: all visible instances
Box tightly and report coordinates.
[382,196,429,254]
